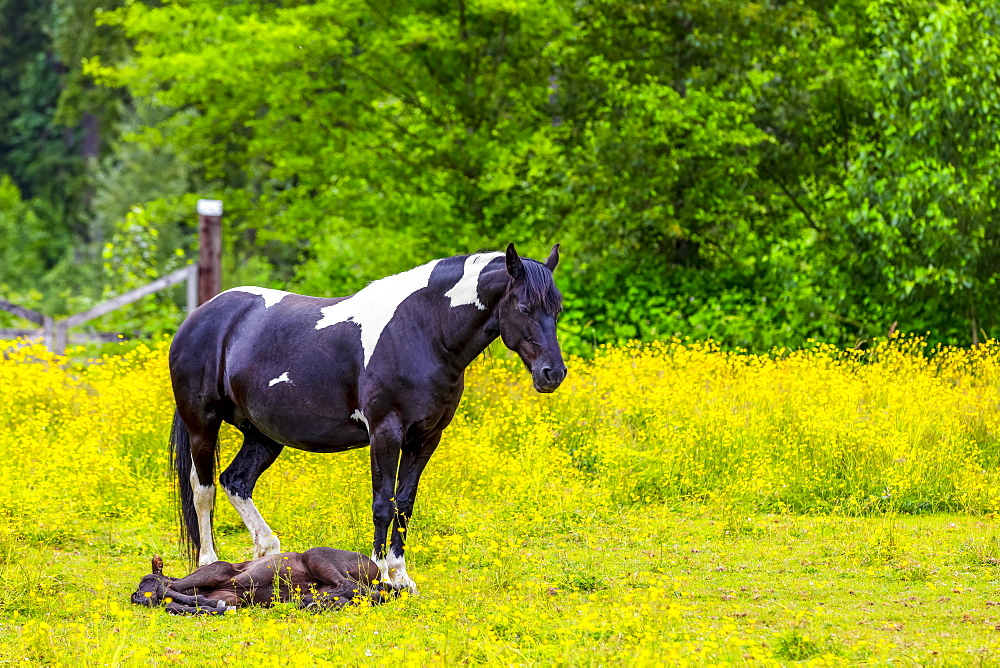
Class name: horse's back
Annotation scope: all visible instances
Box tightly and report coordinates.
[171,288,342,387]
[170,288,369,449]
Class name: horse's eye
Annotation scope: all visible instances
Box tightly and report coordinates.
[518,305,529,315]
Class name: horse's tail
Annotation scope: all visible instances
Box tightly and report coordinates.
[168,409,200,562]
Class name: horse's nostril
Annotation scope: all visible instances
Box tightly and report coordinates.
[540,366,553,382]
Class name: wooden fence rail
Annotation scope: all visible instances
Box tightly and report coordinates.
[0,265,198,353]
[1,199,222,354]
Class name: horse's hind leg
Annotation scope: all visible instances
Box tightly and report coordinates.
[176,410,223,566]
[219,423,284,558]
[299,582,360,610]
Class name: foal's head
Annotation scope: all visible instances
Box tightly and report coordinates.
[131,556,174,607]
[498,243,567,393]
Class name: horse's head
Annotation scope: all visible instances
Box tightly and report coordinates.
[498,243,567,393]
[131,556,174,607]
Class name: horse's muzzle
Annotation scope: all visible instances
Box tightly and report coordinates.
[532,364,567,393]
[131,591,156,606]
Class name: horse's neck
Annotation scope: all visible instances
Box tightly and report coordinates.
[436,265,509,370]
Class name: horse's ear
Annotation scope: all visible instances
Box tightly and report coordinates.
[152,555,163,575]
[505,243,525,280]
[545,243,560,272]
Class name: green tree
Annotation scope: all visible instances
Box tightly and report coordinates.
[836,0,1000,343]
[82,0,1000,350]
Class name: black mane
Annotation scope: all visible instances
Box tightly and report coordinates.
[521,259,562,315]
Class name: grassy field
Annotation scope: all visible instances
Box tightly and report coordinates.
[2,335,1000,665]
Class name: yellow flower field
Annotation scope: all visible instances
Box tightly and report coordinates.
[2,335,1000,664]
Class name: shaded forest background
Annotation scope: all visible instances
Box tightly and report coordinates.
[3,0,1000,352]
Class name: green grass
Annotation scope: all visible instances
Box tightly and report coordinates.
[3,507,1000,665]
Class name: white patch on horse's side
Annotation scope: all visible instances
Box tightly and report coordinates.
[216,286,291,308]
[190,461,219,566]
[268,372,291,387]
[350,409,369,431]
[223,486,281,558]
[315,259,441,367]
[444,252,504,310]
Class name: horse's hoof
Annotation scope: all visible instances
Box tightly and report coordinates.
[253,534,282,558]
[386,582,416,597]
[391,579,418,595]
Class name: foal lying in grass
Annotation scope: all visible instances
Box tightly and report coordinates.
[131,547,386,614]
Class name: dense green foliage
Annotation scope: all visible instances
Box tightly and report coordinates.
[3,0,1000,351]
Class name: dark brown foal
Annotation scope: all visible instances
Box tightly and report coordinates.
[131,547,385,614]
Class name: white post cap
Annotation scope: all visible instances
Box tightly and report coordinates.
[197,199,224,216]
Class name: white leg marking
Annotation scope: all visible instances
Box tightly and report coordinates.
[315,259,442,367]
[268,371,292,387]
[189,463,218,565]
[444,252,505,309]
[224,487,281,558]
[350,409,370,431]
[210,286,291,308]
[372,550,418,594]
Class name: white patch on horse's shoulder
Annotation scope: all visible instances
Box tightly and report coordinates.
[268,372,291,387]
[444,252,504,310]
[351,409,370,431]
[314,259,441,367]
[220,286,291,308]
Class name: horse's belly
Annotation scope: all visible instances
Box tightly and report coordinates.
[251,414,371,454]
[202,588,239,606]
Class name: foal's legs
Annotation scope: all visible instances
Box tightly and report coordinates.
[299,582,363,609]
[163,588,230,612]
[161,561,242,613]
[165,601,226,616]
[170,560,242,592]
[219,423,284,558]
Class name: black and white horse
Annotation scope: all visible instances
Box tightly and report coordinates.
[169,244,566,592]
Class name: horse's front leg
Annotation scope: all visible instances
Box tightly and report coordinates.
[165,600,227,615]
[369,414,407,592]
[163,588,230,613]
[169,561,240,599]
[383,431,444,595]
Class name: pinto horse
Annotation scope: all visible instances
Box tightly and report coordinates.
[169,244,566,592]
[131,549,384,614]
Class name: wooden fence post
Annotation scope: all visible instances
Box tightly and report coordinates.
[186,264,199,316]
[197,199,223,305]
[42,315,54,350]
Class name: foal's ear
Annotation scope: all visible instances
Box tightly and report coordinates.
[152,555,164,575]
[505,243,525,280]
[545,243,560,272]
